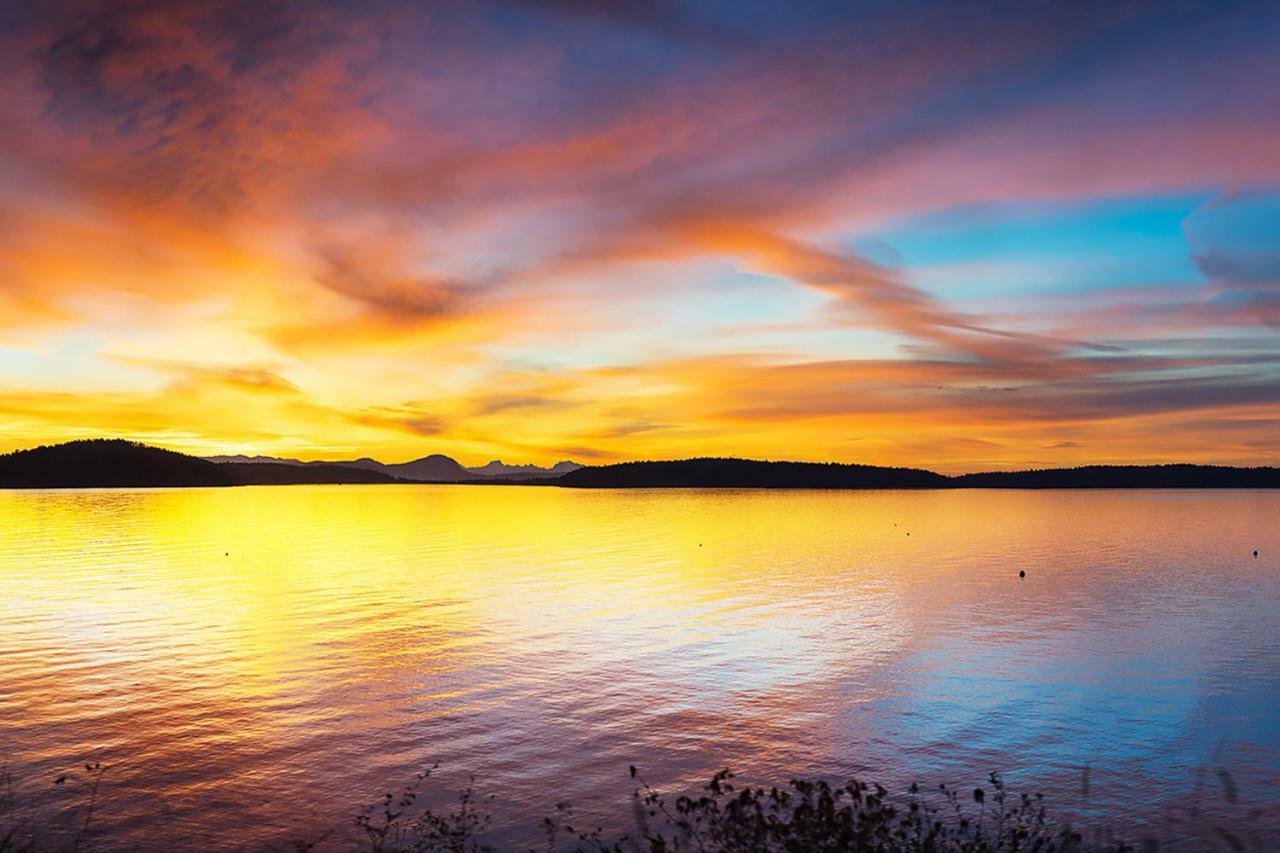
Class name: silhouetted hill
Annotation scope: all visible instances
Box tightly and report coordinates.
[952,464,1280,489]
[556,459,1280,489]
[0,440,401,488]
[382,454,472,481]
[554,458,949,488]
[0,440,233,488]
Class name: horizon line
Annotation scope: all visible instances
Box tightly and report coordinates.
[3,437,1279,479]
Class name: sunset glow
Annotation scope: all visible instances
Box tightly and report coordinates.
[2,1,1278,471]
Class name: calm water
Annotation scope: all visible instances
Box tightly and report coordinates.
[1,486,1278,849]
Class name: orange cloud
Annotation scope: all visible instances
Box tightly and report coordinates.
[0,2,1277,468]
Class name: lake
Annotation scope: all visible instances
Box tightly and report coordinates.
[1,486,1277,849]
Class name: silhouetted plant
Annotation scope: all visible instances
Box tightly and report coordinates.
[356,765,497,853]
[1,762,104,853]
[352,766,1115,852]
[5,759,1276,851]
[1,763,31,853]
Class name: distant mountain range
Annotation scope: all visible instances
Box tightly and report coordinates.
[205,453,580,481]
[2,440,1278,489]
[469,459,583,478]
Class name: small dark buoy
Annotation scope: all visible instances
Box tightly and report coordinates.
[1019,570,1026,578]
[1255,550,1260,558]
[225,552,229,556]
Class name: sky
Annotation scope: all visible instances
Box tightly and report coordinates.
[0,0,1277,472]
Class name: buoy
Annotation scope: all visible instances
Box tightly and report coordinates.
[1255,550,1260,558]
[1019,570,1026,578]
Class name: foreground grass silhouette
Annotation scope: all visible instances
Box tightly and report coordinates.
[350,767,1101,852]
[3,762,1270,851]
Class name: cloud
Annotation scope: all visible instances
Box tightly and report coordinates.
[0,1,1278,466]
[108,355,299,394]
[673,222,1102,366]
[347,407,448,438]
[313,246,469,323]
[470,394,574,416]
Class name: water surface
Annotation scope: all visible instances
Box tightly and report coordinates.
[1,486,1277,848]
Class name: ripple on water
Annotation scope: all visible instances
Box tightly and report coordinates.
[1,485,1278,849]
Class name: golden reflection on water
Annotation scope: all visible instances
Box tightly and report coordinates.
[1,486,1278,848]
